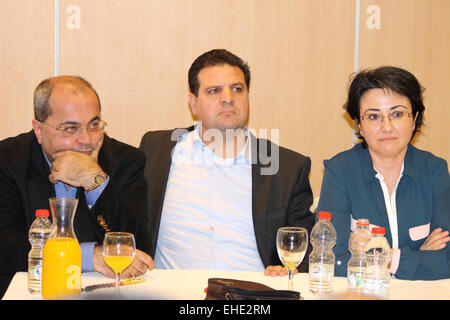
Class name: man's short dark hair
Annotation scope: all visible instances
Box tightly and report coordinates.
[188,49,251,96]
[344,66,425,147]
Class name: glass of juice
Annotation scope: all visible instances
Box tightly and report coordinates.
[102,232,136,296]
[276,227,308,291]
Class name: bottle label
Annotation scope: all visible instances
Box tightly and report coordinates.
[347,268,364,289]
[31,263,42,280]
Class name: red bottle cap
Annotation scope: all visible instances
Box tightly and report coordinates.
[372,227,385,235]
[35,209,49,217]
[318,211,332,220]
[356,220,369,226]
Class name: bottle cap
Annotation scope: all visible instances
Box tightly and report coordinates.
[35,209,49,217]
[372,227,385,235]
[318,211,331,220]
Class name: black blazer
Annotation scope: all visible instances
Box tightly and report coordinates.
[139,127,315,271]
[0,131,149,297]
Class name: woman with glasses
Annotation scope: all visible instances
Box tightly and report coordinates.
[317,66,450,280]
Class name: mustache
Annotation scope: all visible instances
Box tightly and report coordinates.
[73,144,96,153]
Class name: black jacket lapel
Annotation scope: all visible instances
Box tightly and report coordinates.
[251,135,274,267]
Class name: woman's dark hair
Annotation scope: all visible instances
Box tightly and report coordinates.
[343,66,425,147]
[188,49,251,96]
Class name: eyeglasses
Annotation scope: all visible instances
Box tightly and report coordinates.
[360,110,413,125]
[41,120,107,137]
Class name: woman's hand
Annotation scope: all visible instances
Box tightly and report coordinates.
[420,228,450,251]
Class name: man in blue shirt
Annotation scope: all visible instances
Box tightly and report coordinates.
[140,49,315,276]
[0,76,153,297]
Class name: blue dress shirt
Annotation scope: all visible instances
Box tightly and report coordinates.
[43,150,109,272]
[154,125,266,271]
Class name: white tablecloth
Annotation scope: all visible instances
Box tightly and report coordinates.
[3,269,450,300]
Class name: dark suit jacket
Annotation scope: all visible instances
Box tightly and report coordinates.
[0,131,149,297]
[139,127,315,272]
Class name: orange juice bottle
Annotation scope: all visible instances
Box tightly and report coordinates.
[42,198,81,300]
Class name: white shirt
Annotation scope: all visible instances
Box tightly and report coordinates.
[374,164,404,249]
[154,125,265,271]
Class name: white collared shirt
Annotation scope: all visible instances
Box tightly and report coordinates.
[154,125,265,271]
[374,164,404,249]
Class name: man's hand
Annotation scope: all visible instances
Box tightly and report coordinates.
[93,245,154,279]
[420,228,450,251]
[121,250,155,278]
[264,265,297,277]
[49,138,104,189]
[93,244,116,278]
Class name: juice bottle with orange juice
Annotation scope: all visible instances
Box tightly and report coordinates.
[42,198,81,300]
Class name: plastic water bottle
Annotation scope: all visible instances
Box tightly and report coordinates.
[308,211,336,295]
[363,227,391,299]
[28,209,52,293]
[347,219,371,291]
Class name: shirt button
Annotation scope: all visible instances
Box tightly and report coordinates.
[337,260,341,266]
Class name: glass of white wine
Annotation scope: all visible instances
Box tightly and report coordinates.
[102,232,136,296]
[276,227,308,291]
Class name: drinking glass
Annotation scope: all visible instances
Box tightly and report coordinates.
[276,227,308,291]
[102,232,136,295]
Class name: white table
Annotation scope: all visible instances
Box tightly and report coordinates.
[3,269,450,300]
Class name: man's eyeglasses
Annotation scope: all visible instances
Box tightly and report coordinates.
[41,120,107,137]
[360,110,413,125]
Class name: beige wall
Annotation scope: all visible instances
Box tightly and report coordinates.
[0,1,54,137]
[1,0,449,197]
[359,0,450,161]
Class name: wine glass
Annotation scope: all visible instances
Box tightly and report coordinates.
[276,227,308,291]
[102,232,136,296]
